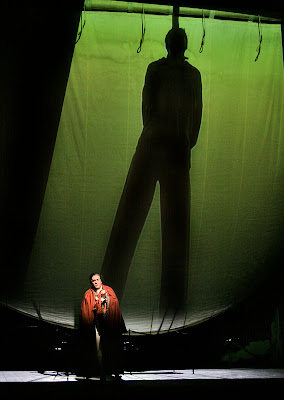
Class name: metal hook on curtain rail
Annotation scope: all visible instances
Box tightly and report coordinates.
[76,0,86,44]
[199,9,206,53]
[209,10,215,19]
[255,16,263,62]
[137,4,146,53]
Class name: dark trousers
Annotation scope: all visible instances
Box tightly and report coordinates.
[101,138,191,316]
[77,328,124,378]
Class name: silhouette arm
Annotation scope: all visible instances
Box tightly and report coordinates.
[142,63,155,127]
[191,70,203,149]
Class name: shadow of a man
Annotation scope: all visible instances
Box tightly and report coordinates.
[101,28,202,318]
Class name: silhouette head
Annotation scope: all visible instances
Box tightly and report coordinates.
[165,28,188,57]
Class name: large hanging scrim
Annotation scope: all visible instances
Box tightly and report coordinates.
[1,1,283,333]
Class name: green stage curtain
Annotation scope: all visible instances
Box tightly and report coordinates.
[2,11,283,333]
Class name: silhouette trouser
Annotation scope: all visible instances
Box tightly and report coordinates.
[101,139,190,315]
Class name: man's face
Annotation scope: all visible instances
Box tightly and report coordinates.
[91,274,102,290]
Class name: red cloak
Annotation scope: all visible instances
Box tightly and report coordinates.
[80,285,126,335]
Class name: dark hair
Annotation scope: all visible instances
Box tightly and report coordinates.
[89,272,103,283]
[165,28,188,54]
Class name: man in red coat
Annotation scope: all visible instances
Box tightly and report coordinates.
[79,273,127,381]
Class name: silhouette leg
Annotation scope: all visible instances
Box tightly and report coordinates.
[101,144,157,301]
[159,154,190,317]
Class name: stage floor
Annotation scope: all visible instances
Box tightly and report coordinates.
[1,368,284,382]
[1,369,284,397]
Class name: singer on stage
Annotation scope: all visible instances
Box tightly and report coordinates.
[79,273,126,381]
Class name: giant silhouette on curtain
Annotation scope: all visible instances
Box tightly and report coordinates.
[101,27,202,319]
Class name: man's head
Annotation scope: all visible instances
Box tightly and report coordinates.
[165,28,188,57]
[90,273,103,290]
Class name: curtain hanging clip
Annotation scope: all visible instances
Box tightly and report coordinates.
[199,9,206,53]
[127,2,134,13]
[255,15,262,62]
[137,4,146,53]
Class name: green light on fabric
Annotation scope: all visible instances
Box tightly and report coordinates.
[2,11,283,333]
